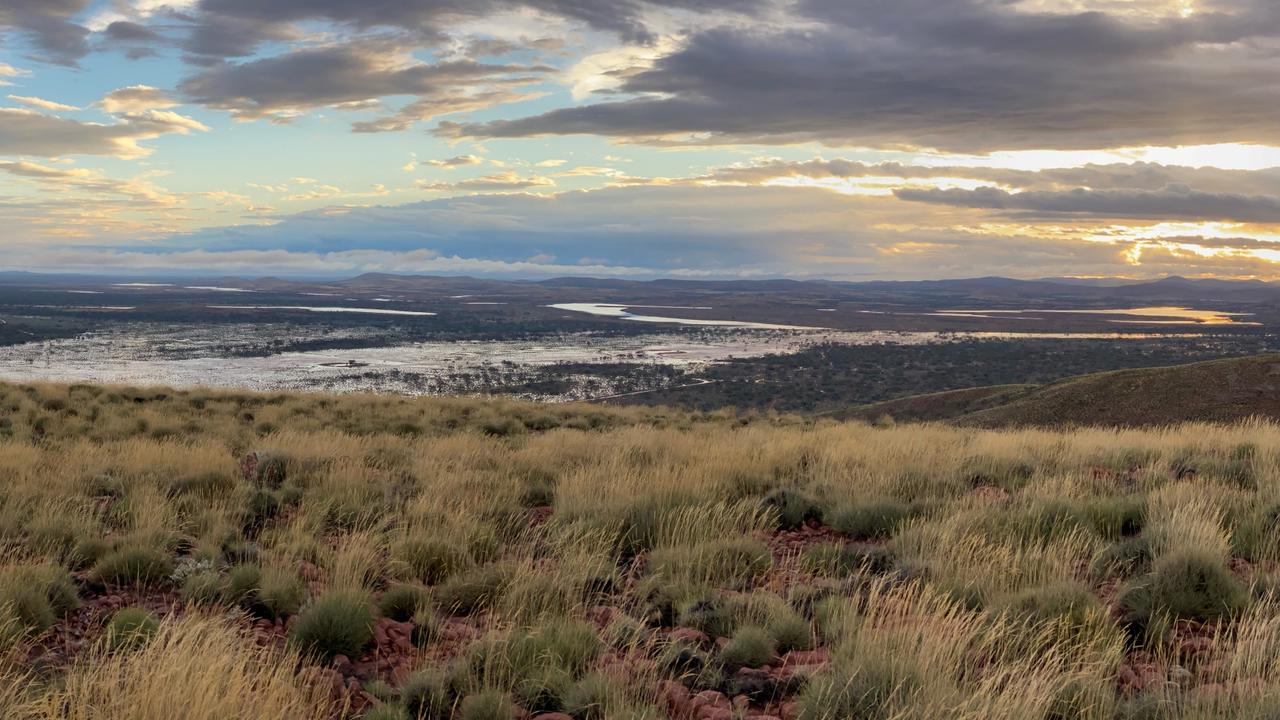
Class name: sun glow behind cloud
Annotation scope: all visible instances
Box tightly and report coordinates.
[1,0,1279,279]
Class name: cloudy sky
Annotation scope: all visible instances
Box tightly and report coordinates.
[2,0,1279,280]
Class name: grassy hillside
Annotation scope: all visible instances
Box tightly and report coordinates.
[839,354,1280,427]
[7,382,1280,718]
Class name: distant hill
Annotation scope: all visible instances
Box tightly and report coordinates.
[840,354,1280,427]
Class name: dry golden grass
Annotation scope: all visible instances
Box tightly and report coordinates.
[4,381,1280,719]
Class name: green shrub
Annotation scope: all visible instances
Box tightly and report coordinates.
[181,570,225,605]
[802,543,896,576]
[242,489,281,533]
[458,690,515,720]
[401,669,453,720]
[1120,551,1246,624]
[766,611,814,653]
[224,564,262,604]
[169,471,235,498]
[513,666,573,714]
[394,537,469,585]
[1091,537,1152,580]
[649,537,772,587]
[1083,497,1145,540]
[255,569,306,619]
[518,481,556,509]
[364,679,397,703]
[562,674,613,720]
[361,706,409,720]
[291,591,375,660]
[1007,582,1103,627]
[798,659,911,720]
[412,606,444,647]
[763,489,823,530]
[250,452,289,488]
[506,619,603,677]
[1004,500,1091,542]
[106,607,159,651]
[434,564,509,616]
[720,626,776,668]
[677,595,736,639]
[829,500,913,540]
[379,584,428,622]
[0,567,76,638]
[69,536,112,570]
[92,547,174,586]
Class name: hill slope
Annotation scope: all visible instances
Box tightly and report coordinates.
[843,354,1280,427]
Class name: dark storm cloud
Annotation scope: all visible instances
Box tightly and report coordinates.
[443,0,1280,151]
[103,21,161,43]
[188,0,765,54]
[895,185,1280,223]
[179,42,549,121]
[0,0,92,65]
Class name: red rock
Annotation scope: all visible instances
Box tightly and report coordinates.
[531,714,574,720]
[695,690,730,709]
[698,708,734,720]
[781,648,829,667]
[779,701,800,720]
[671,627,711,646]
[588,605,617,628]
[332,654,354,676]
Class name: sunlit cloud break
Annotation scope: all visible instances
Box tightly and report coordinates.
[1,0,1278,279]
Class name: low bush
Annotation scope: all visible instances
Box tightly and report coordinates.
[224,564,262,604]
[562,673,613,720]
[290,591,375,660]
[255,568,307,619]
[513,666,573,714]
[677,595,736,639]
[797,658,911,720]
[361,706,409,720]
[1119,550,1246,625]
[434,564,509,616]
[401,669,453,720]
[802,543,896,576]
[766,611,815,653]
[829,500,913,540]
[106,607,160,651]
[378,584,428,622]
[763,489,823,530]
[1083,497,1145,540]
[250,452,289,488]
[649,537,773,587]
[394,537,469,585]
[458,690,516,720]
[182,570,225,605]
[0,566,76,637]
[1091,537,1152,580]
[92,546,174,586]
[720,626,776,668]
[1007,582,1103,627]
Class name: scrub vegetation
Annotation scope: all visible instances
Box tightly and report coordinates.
[4,380,1280,719]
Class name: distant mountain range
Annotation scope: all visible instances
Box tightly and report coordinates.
[6,271,1280,306]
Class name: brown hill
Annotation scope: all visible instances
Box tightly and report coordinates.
[840,354,1280,427]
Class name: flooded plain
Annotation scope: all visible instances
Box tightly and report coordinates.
[0,316,1212,401]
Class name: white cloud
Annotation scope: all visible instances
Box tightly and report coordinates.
[6,95,79,112]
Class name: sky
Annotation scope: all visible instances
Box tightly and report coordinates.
[1,0,1280,280]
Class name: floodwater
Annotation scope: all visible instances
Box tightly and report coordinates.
[0,321,1208,398]
[209,305,437,317]
[549,303,826,330]
[930,307,1254,325]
